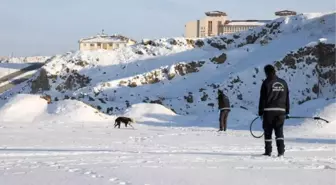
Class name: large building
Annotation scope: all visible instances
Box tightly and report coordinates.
[185,11,227,38]
[184,10,296,38]
[79,31,137,51]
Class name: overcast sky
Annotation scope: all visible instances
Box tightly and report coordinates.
[0,0,335,57]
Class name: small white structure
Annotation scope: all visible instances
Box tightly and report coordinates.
[220,20,270,34]
[79,30,137,51]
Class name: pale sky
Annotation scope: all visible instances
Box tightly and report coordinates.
[0,0,335,57]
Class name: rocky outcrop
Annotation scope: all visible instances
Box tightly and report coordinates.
[30,68,50,93]
[275,43,335,86]
[174,61,205,76]
[118,61,206,87]
[56,72,91,93]
[211,53,227,64]
[195,40,204,47]
[40,94,52,104]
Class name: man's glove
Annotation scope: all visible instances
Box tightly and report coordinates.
[257,114,263,121]
[286,114,290,119]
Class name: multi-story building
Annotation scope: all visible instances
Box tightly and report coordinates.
[79,31,137,51]
[185,10,296,38]
[185,11,228,38]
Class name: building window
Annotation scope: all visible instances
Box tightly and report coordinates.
[208,21,212,35]
[83,43,86,46]
[97,43,101,47]
[116,43,119,48]
[109,43,113,47]
[90,43,94,47]
[217,21,222,34]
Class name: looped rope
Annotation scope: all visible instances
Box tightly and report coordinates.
[250,116,264,138]
[249,116,330,139]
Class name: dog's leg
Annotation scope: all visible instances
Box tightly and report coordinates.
[129,123,135,129]
[115,121,121,129]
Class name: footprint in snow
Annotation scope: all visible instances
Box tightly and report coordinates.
[11,171,27,175]
[119,182,131,185]
[67,168,81,173]
[109,178,119,182]
[84,171,94,175]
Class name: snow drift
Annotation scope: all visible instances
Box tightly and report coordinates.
[0,94,113,123]
[285,98,336,136]
[0,94,48,122]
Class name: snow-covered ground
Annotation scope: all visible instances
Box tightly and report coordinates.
[0,94,335,185]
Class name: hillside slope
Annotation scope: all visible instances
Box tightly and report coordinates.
[0,12,335,117]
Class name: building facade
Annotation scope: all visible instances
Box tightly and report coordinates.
[219,20,270,34]
[79,32,137,51]
[185,10,296,38]
[185,11,228,38]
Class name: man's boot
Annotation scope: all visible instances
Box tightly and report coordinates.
[276,139,285,157]
[263,141,272,156]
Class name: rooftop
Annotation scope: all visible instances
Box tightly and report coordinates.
[79,32,136,44]
[205,11,227,17]
[275,10,297,16]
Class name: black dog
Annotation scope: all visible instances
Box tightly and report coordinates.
[114,116,135,129]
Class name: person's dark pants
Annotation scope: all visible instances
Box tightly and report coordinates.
[219,110,229,131]
[263,112,285,155]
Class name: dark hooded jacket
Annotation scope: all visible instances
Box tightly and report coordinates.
[258,75,290,116]
[218,92,230,110]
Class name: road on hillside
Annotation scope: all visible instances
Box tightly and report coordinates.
[0,74,35,94]
[0,63,44,84]
[0,56,55,94]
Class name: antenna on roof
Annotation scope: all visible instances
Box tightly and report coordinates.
[101,29,105,35]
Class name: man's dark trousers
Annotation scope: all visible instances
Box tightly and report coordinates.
[263,111,285,155]
[219,110,229,131]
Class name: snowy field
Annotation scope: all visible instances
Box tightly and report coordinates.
[0,95,335,185]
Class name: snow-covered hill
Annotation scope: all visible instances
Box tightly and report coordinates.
[0,12,335,118]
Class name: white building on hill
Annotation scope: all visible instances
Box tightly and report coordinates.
[79,31,137,51]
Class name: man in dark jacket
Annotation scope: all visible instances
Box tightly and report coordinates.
[217,89,230,132]
[258,64,290,157]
